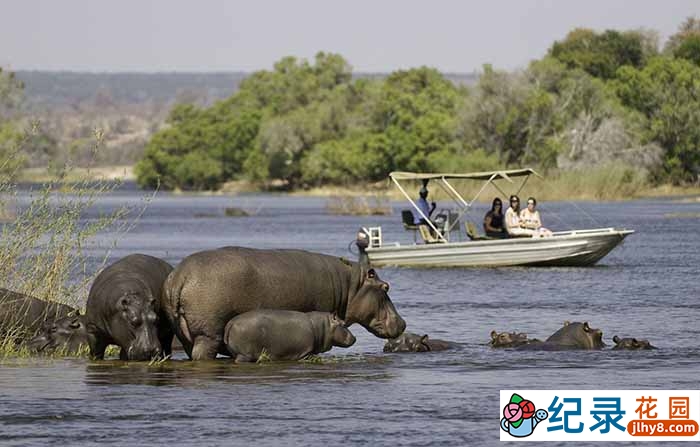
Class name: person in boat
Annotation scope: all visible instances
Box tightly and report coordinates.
[519,197,552,237]
[414,186,437,225]
[504,195,534,237]
[483,197,507,238]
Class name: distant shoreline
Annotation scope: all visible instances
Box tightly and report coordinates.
[17,165,700,202]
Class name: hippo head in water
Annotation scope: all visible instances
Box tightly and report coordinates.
[490,330,531,348]
[612,335,657,350]
[384,332,431,352]
[345,268,406,339]
[546,321,605,349]
[27,313,88,354]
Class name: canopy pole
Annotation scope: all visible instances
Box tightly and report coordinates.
[515,174,531,196]
[391,176,447,243]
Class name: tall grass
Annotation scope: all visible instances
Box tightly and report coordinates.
[0,125,152,357]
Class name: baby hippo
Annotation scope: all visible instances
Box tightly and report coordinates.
[27,313,88,355]
[383,332,453,353]
[224,310,356,363]
[612,335,657,350]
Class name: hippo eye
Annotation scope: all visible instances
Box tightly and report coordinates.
[583,322,590,332]
[69,321,82,329]
[367,269,376,279]
[119,297,130,309]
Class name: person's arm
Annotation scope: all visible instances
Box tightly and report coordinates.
[484,212,494,232]
[533,211,542,229]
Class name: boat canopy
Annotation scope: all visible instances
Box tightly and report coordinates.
[389,168,543,242]
[390,168,541,182]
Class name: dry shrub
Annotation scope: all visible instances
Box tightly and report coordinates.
[0,126,152,356]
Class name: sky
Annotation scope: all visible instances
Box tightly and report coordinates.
[1,0,698,73]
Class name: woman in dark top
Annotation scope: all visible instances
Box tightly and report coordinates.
[483,197,507,238]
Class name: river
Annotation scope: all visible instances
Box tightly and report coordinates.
[1,189,699,446]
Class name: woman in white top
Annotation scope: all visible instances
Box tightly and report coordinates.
[504,195,534,237]
[519,197,552,237]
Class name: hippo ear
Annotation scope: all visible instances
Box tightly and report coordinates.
[68,308,81,317]
[613,335,620,343]
[490,330,498,341]
[632,338,639,344]
[563,320,570,326]
[583,322,590,332]
[421,334,429,343]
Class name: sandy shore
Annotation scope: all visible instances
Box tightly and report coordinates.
[19,165,135,182]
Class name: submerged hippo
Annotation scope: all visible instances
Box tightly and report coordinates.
[612,335,657,350]
[163,247,406,360]
[490,330,539,348]
[0,288,77,342]
[27,313,88,354]
[224,310,356,362]
[517,321,605,350]
[85,254,173,361]
[383,332,454,353]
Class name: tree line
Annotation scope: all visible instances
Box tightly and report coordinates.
[126,17,698,190]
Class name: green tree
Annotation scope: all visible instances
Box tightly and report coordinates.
[614,56,700,182]
[550,28,646,79]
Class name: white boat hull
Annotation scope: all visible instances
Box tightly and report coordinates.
[365,228,633,268]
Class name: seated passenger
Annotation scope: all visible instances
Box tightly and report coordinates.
[519,197,552,237]
[483,197,507,238]
[504,195,534,237]
[414,186,437,225]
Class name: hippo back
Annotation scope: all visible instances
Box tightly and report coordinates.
[163,247,404,359]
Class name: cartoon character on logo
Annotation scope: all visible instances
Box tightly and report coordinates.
[500,393,548,437]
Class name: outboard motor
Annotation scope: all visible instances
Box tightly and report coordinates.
[355,228,370,267]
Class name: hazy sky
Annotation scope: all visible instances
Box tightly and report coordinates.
[1,0,698,73]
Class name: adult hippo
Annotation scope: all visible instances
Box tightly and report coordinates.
[27,313,88,355]
[490,330,538,348]
[85,254,173,361]
[612,335,657,350]
[517,321,605,350]
[0,288,77,342]
[224,310,356,362]
[383,332,454,353]
[162,247,406,360]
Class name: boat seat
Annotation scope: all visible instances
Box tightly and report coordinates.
[418,225,440,244]
[401,210,419,230]
[465,221,490,241]
[401,209,419,242]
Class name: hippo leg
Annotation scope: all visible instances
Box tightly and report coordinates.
[157,320,174,357]
[88,334,108,360]
[191,336,219,360]
[234,354,256,363]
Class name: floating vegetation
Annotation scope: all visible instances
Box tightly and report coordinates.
[664,212,700,219]
[224,207,250,217]
[326,195,392,216]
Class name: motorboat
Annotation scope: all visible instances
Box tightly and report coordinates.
[355,169,633,267]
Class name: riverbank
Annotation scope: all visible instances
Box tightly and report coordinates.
[18,166,135,183]
[17,165,700,202]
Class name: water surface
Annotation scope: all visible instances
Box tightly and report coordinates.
[1,191,699,446]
